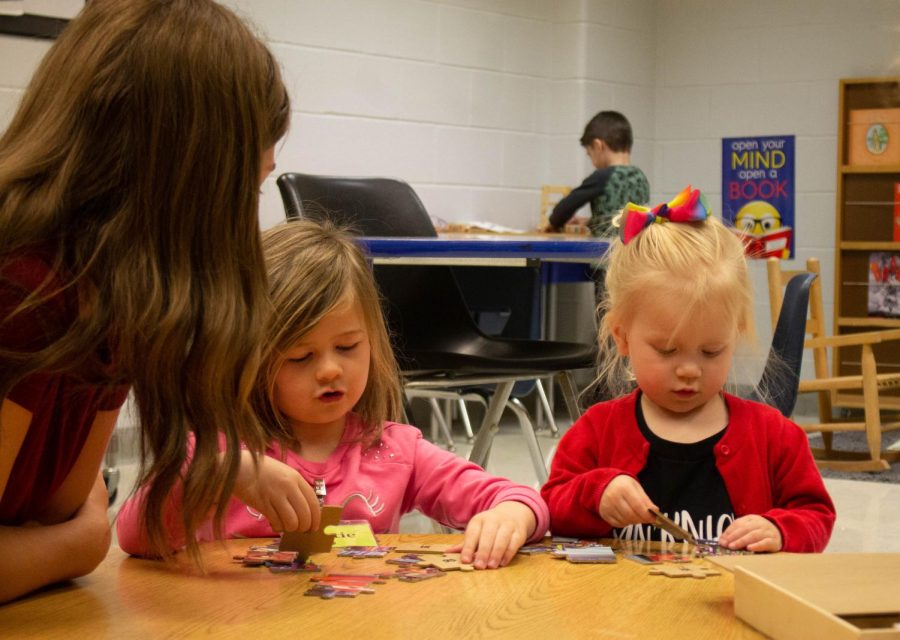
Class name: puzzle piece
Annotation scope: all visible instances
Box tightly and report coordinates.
[392,543,453,555]
[694,539,754,557]
[416,553,475,572]
[324,520,378,547]
[625,553,662,565]
[386,554,424,566]
[337,546,393,559]
[278,505,343,561]
[648,565,720,579]
[560,546,617,564]
[233,542,321,572]
[394,566,446,582]
[648,508,697,544]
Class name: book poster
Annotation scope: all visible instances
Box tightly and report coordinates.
[868,252,900,317]
[721,135,795,259]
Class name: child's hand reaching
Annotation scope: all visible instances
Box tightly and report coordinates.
[232,452,321,533]
[450,501,536,569]
[598,475,658,528]
[718,515,783,552]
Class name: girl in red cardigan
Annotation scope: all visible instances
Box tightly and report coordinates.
[541,187,835,552]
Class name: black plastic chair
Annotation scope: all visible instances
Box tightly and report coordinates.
[747,271,817,417]
[276,173,597,481]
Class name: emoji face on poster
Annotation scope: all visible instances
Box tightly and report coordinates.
[733,200,793,259]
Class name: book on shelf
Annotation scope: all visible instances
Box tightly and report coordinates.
[868,251,900,317]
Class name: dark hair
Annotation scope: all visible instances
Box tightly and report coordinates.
[579,110,633,152]
[0,0,290,562]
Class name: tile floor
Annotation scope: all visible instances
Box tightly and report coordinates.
[108,414,900,553]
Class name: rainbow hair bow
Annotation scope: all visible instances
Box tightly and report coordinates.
[620,186,711,244]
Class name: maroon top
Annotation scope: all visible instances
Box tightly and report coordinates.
[0,251,130,523]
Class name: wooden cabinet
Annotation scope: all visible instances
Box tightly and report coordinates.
[835,77,900,407]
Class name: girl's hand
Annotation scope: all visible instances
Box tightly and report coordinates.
[232,452,320,533]
[598,475,658,528]
[451,501,536,569]
[718,515,783,552]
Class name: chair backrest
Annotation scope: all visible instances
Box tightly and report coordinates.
[750,270,817,416]
[276,173,438,238]
[766,257,829,383]
[275,173,490,372]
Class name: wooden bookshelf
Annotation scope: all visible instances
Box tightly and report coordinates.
[835,77,900,404]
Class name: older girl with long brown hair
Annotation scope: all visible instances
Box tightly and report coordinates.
[0,0,297,602]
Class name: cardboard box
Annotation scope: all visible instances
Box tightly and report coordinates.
[710,553,900,639]
[849,108,900,165]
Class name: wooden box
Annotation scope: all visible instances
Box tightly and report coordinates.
[849,109,900,165]
[710,553,900,639]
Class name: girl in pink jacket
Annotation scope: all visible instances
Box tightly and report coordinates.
[117,220,548,569]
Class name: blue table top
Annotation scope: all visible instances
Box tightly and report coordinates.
[357,235,609,261]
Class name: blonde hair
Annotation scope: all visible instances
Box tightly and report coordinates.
[0,0,289,562]
[256,220,402,446]
[595,214,755,398]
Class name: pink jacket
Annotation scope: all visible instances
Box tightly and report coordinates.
[117,415,549,555]
[541,391,836,552]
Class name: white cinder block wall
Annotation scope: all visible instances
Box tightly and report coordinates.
[653,0,900,388]
[216,0,657,231]
[3,0,900,388]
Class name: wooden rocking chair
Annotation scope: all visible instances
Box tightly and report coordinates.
[767,257,900,471]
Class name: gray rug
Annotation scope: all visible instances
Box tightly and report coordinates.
[807,432,900,483]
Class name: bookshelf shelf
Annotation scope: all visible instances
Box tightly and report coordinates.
[840,241,900,250]
[841,164,900,174]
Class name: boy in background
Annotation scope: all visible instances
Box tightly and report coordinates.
[542,111,649,236]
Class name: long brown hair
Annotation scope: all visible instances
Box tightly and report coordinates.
[256,220,402,446]
[0,0,290,561]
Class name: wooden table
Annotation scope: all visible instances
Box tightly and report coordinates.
[0,535,763,639]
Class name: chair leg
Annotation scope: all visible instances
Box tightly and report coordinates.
[428,398,456,452]
[456,398,475,441]
[556,371,582,424]
[507,397,548,484]
[468,380,515,471]
[401,393,415,425]
[817,390,834,454]
[861,345,883,465]
[534,378,558,436]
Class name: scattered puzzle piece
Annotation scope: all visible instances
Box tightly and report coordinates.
[394,566,445,582]
[392,543,453,555]
[561,546,617,564]
[694,539,754,557]
[337,546,393,559]
[386,554,424,566]
[550,544,616,564]
[649,565,721,579]
[416,553,475,572]
[234,542,322,572]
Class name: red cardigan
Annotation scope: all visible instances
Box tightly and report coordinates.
[541,391,835,552]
